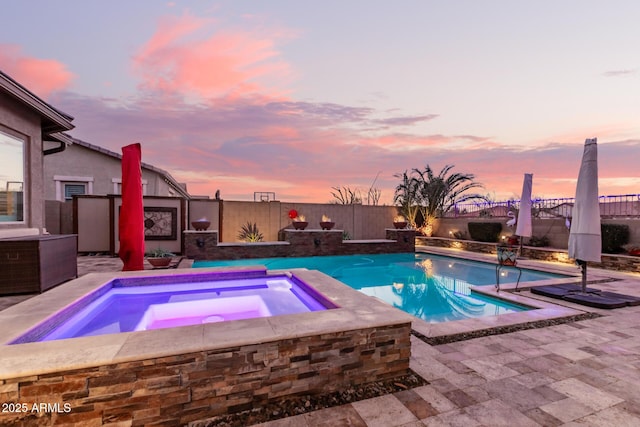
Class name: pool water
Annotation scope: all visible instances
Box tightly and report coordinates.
[195,253,567,323]
[19,273,334,342]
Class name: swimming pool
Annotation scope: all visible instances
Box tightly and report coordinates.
[195,253,568,323]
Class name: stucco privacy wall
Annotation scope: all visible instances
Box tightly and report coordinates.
[188,199,220,231]
[44,200,74,234]
[67,197,640,253]
[75,197,110,252]
[73,198,399,253]
[219,201,398,242]
[74,195,184,254]
[0,91,43,237]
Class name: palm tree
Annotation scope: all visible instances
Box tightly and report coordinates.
[393,170,421,227]
[416,164,486,233]
[395,165,485,235]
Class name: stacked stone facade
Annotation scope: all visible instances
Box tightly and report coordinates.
[417,236,640,273]
[0,324,411,426]
[185,229,416,261]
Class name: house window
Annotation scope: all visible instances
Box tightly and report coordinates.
[54,176,93,201]
[112,178,148,195]
[64,183,87,200]
[0,130,25,222]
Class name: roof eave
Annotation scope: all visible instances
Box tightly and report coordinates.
[0,70,74,133]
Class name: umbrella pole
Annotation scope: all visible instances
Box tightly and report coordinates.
[518,237,523,258]
[578,259,587,293]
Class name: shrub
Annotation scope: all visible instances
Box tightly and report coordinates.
[467,222,502,242]
[146,248,175,258]
[238,222,264,242]
[601,224,629,253]
[528,235,550,247]
[452,230,468,239]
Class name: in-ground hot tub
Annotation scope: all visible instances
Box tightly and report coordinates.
[11,271,336,343]
[0,266,413,426]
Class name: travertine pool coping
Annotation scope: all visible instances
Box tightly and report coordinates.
[2,249,611,381]
[0,266,414,380]
[411,246,624,340]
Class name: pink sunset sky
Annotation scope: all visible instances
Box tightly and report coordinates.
[2,1,639,204]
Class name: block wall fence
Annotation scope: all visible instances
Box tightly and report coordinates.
[52,197,640,254]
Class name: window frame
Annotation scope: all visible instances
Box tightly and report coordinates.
[0,128,26,224]
[54,175,94,201]
[63,183,87,201]
[111,178,148,195]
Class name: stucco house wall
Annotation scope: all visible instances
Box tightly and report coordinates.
[0,71,74,239]
[43,138,188,201]
[43,138,192,235]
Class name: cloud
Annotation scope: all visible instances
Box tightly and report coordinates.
[57,83,640,205]
[602,69,637,77]
[0,44,74,99]
[375,114,439,127]
[41,11,640,204]
[131,13,294,99]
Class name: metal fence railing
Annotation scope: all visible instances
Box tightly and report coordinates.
[444,194,640,219]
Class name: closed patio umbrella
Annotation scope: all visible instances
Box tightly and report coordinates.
[515,173,533,240]
[568,138,601,293]
[119,143,145,271]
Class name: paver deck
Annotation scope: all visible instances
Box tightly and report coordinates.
[2,250,640,426]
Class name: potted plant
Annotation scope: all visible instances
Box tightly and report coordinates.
[507,235,519,246]
[146,248,175,267]
[319,214,335,230]
[238,222,264,242]
[393,215,408,229]
[292,214,308,230]
[496,242,517,266]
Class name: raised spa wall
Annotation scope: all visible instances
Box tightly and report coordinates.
[0,268,412,426]
[184,228,416,260]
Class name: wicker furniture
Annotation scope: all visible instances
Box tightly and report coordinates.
[0,235,77,295]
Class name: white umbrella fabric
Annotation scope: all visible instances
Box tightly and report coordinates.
[515,173,533,239]
[568,138,601,292]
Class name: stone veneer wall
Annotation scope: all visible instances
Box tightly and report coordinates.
[0,323,411,426]
[417,236,640,273]
[185,229,416,261]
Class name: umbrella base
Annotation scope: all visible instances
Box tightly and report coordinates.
[531,283,640,309]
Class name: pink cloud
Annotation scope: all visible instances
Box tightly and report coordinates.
[5,13,637,205]
[0,44,74,99]
[132,13,293,99]
[56,80,640,205]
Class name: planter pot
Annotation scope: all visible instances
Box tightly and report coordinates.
[393,222,407,230]
[507,236,519,245]
[319,221,335,230]
[496,247,517,266]
[191,220,210,231]
[147,257,172,267]
[292,221,308,230]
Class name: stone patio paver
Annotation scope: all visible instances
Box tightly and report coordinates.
[549,377,625,411]
[2,254,640,426]
[351,395,419,427]
[464,398,541,427]
[411,386,457,414]
[539,397,595,423]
